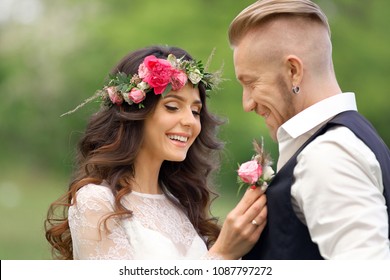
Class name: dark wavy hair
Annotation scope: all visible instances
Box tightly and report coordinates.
[44,45,225,260]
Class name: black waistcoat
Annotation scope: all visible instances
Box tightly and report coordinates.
[243,110,390,260]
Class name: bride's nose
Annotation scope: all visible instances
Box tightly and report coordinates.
[180,108,198,127]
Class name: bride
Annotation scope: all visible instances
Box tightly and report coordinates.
[45,45,267,260]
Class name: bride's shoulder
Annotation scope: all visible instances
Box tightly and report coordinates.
[75,183,114,204]
[70,183,117,219]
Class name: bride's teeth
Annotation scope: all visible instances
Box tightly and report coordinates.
[168,135,188,142]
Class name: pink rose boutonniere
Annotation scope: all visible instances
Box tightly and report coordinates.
[237,138,275,193]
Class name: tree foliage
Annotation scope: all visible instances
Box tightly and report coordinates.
[0,0,389,191]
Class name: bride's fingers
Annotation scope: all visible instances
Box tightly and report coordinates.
[231,186,264,215]
[245,206,267,243]
[244,194,267,224]
[242,197,267,238]
[225,191,267,235]
[234,196,267,234]
[251,205,267,230]
[239,205,267,245]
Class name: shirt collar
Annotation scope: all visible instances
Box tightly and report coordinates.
[277,92,358,141]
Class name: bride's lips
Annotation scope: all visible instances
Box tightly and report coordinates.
[166,133,191,147]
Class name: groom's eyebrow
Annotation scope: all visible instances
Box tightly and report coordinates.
[236,74,251,82]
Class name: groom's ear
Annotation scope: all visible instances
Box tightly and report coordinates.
[285,55,303,86]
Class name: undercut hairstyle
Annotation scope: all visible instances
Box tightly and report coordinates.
[45,45,224,259]
[228,0,330,47]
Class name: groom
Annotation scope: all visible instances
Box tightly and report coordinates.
[228,0,390,259]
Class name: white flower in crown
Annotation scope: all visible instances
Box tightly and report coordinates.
[166,53,179,67]
[137,81,150,91]
[188,68,203,84]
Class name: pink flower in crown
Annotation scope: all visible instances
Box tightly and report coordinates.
[128,88,146,104]
[138,63,149,79]
[141,55,174,95]
[171,70,188,91]
[237,160,263,185]
[106,86,123,105]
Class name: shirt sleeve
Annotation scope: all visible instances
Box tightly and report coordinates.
[68,184,134,259]
[292,126,390,259]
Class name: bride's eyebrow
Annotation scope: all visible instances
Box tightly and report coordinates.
[165,94,202,106]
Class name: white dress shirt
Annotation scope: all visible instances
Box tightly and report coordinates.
[276,92,390,259]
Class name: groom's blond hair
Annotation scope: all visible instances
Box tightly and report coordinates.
[228,0,330,47]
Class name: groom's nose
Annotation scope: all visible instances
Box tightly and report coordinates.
[242,90,256,112]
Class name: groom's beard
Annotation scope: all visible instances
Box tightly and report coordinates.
[276,74,296,122]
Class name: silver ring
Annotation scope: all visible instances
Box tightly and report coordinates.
[251,219,258,226]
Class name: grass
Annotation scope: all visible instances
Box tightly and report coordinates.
[0,166,68,259]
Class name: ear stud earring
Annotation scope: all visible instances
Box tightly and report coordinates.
[292,86,300,94]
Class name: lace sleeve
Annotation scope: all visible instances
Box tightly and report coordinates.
[68,184,133,259]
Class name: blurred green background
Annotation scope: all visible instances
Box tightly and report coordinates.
[0,0,389,259]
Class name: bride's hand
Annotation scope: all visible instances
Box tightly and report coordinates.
[209,186,267,259]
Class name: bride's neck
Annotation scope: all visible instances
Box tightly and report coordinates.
[132,156,162,195]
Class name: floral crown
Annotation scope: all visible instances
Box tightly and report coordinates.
[61,51,222,116]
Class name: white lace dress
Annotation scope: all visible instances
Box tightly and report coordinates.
[68,183,218,259]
